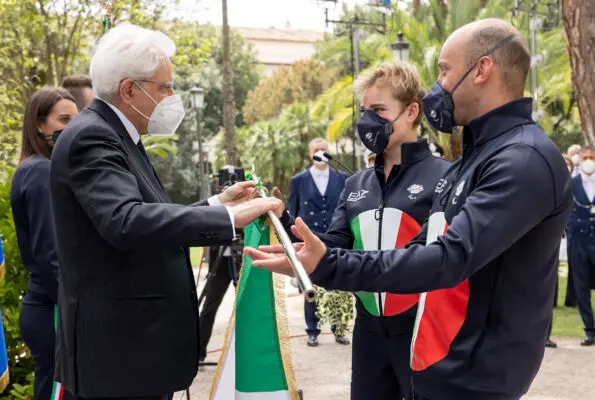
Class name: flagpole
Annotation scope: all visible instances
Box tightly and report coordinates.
[257,188,317,303]
[99,0,116,33]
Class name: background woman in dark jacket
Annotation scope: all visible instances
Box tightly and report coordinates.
[10,87,78,400]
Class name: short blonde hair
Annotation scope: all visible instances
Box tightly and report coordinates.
[355,62,425,126]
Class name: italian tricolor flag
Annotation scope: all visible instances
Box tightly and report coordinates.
[351,208,420,316]
[51,306,65,400]
[210,219,300,400]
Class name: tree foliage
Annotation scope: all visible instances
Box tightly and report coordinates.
[216,102,328,196]
[310,0,582,159]
[242,59,339,125]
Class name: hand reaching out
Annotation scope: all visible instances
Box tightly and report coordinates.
[244,217,326,276]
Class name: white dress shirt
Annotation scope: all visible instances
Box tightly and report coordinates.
[104,100,236,234]
[581,172,595,202]
[310,165,330,195]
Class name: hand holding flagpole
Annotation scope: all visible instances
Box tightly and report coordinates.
[246,167,317,303]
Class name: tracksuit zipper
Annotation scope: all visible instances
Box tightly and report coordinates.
[375,166,402,316]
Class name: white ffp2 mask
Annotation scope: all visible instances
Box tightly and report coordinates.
[581,159,595,175]
[131,82,185,137]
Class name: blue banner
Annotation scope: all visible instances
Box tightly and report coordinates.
[0,237,9,392]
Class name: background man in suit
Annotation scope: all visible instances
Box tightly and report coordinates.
[288,138,349,347]
[61,75,95,111]
[567,146,595,346]
[50,24,283,400]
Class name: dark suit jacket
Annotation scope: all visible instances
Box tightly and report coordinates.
[10,156,59,304]
[50,99,234,398]
[288,167,347,234]
[567,174,595,241]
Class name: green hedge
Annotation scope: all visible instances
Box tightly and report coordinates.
[0,165,35,399]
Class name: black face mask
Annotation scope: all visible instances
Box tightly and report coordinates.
[357,108,407,154]
[422,33,520,133]
[52,130,63,144]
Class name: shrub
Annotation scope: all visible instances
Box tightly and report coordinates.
[0,164,35,399]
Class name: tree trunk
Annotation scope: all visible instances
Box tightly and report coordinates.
[562,0,595,145]
[221,0,239,165]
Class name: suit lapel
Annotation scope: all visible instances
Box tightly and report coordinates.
[574,175,590,205]
[306,170,324,207]
[88,99,170,203]
[327,169,341,196]
[123,136,171,203]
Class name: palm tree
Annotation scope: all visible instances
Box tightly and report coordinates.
[313,0,578,159]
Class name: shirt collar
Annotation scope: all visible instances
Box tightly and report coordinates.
[310,165,329,177]
[581,171,595,183]
[100,99,141,144]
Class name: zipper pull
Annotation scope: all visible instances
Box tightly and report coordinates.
[375,201,385,221]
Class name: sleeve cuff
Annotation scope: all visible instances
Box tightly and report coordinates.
[208,195,221,206]
[224,206,236,240]
[309,248,336,287]
[280,210,294,231]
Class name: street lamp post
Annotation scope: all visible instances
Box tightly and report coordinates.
[391,31,410,63]
[190,85,205,199]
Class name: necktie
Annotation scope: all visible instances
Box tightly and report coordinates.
[136,139,166,192]
[136,140,152,167]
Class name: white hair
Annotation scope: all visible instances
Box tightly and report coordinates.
[309,138,327,149]
[90,23,176,104]
[567,144,582,155]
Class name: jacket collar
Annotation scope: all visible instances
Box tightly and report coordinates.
[374,138,432,169]
[87,99,130,139]
[464,97,534,147]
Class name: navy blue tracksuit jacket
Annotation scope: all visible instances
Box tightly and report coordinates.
[310,98,572,400]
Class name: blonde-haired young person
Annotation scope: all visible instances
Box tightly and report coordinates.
[282,62,451,399]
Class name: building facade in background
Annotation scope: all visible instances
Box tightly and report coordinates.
[235,26,323,77]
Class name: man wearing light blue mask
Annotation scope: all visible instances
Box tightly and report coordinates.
[247,18,573,400]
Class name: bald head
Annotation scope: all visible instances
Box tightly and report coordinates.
[449,19,530,95]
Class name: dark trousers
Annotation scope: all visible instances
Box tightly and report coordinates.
[566,238,577,307]
[547,267,559,339]
[198,250,234,360]
[20,291,58,400]
[304,299,336,335]
[350,314,412,400]
[304,299,321,335]
[570,237,595,333]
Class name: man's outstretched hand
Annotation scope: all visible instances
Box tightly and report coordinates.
[244,217,327,276]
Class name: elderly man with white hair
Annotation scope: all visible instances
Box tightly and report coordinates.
[50,24,283,400]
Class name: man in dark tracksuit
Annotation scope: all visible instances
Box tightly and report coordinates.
[566,146,595,346]
[249,19,572,400]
